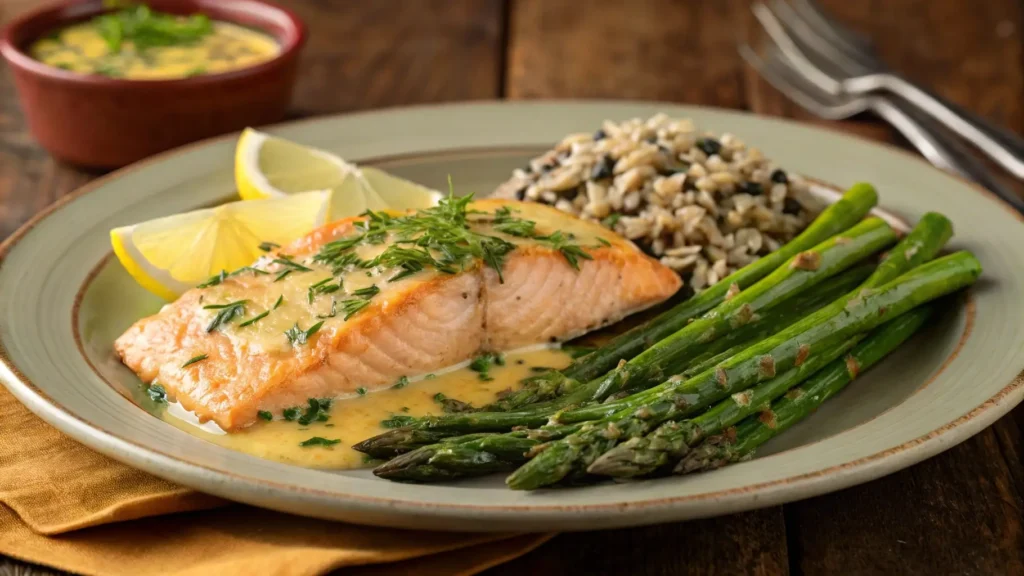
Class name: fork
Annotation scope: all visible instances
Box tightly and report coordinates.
[789,0,1024,159]
[742,46,965,176]
[753,2,1024,212]
[751,1,1024,180]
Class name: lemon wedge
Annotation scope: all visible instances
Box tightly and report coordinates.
[111,191,330,301]
[234,128,442,219]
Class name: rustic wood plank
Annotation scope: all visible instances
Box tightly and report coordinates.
[744,0,1024,574]
[506,0,750,106]
[485,509,789,576]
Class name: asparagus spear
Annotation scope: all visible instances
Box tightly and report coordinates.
[355,217,895,454]
[452,183,880,412]
[589,306,933,478]
[678,306,934,474]
[377,252,976,484]
[365,265,868,462]
[505,251,979,489]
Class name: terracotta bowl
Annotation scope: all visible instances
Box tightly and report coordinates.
[1,0,306,169]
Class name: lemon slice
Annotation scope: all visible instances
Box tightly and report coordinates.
[234,128,441,219]
[111,191,330,301]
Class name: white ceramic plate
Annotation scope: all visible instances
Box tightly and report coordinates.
[1,101,1022,531]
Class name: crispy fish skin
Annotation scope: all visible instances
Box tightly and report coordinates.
[115,200,681,430]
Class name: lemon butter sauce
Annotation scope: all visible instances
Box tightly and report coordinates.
[29,6,279,80]
[158,347,573,469]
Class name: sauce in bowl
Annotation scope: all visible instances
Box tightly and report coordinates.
[29,5,279,80]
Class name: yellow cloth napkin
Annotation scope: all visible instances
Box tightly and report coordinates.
[0,387,553,575]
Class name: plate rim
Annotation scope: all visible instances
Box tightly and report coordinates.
[1,99,1023,531]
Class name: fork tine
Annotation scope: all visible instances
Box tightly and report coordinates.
[751,3,843,94]
[740,44,862,120]
[769,0,871,77]
[789,0,882,69]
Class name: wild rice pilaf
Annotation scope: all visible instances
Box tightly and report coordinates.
[494,114,823,291]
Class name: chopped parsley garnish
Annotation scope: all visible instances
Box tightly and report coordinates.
[204,300,247,333]
[258,241,280,252]
[299,437,340,447]
[257,410,273,421]
[181,354,208,368]
[469,352,505,381]
[425,373,437,379]
[239,310,269,327]
[93,5,213,53]
[285,321,323,346]
[147,383,168,403]
[433,392,446,403]
[297,397,333,425]
[356,387,368,396]
[392,376,409,389]
[282,407,302,421]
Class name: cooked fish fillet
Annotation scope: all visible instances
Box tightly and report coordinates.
[115,199,680,430]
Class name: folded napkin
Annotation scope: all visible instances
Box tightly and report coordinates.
[0,387,552,575]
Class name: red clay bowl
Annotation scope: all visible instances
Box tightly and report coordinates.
[1,0,306,168]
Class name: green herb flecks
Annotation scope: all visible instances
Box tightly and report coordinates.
[282,407,302,421]
[147,383,168,404]
[356,387,368,396]
[273,295,284,309]
[257,410,273,421]
[181,354,208,368]
[285,321,324,346]
[93,4,213,54]
[392,376,409,389]
[381,415,416,429]
[469,352,505,381]
[204,300,247,333]
[272,257,313,273]
[258,241,280,252]
[239,310,269,327]
[297,398,333,425]
[299,437,341,447]
[197,267,266,288]
[307,277,342,304]
[536,230,594,271]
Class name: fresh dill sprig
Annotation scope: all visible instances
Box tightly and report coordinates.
[239,310,269,327]
[285,321,324,346]
[181,354,208,368]
[535,230,594,271]
[307,277,342,304]
[203,300,247,332]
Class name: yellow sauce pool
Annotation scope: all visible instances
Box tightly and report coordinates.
[159,348,574,469]
[30,20,279,79]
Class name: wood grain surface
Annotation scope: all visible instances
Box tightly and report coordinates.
[1,0,1022,574]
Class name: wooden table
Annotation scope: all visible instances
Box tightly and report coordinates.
[2,1,1022,573]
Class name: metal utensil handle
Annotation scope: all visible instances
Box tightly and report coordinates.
[863,74,1024,179]
[873,98,1024,213]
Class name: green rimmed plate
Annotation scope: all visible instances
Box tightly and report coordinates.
[1,101,1022,532]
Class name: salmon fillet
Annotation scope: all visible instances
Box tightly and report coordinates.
[115,199,680,430]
